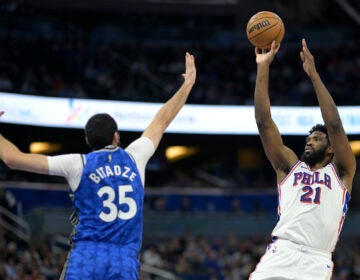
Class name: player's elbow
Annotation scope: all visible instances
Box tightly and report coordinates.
[3,154,22,170]
[255,118,268,131]
[255,114,274,131]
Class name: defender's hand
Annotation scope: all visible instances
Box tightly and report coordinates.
[182,52,196,87]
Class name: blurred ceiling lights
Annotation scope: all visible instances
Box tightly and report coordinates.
[350,140,360,156]
[165,146,198,162]
[29,142,63,154]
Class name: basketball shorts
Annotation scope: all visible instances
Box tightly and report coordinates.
[249,239,333,280]
[60,241,140,280]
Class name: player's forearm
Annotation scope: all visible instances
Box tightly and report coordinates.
[0,135,49,173]
[155,81,194,128]
[310,73,343,129]
[254,65,272,127]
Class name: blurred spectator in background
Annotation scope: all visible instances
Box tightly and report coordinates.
[0,187,16,214]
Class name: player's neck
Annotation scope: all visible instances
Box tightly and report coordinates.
[308,158,332,171]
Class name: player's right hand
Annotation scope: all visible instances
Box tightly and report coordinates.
[0,111,4,117]
[255,41,280,66]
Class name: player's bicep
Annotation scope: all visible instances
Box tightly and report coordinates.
[329,129,356,179]
[48,154,84,191]
[126,137,155,186]
[48,154,83,177]
[141,121,165,151]
[8,153,49,175]
[258,120,297,171]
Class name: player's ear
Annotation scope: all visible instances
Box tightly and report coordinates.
[113,131,120,146]
[85,136,90,146]
[326,144,334,154]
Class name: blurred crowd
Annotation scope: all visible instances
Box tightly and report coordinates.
[140,232,360,280]
[0,225,360,280]
[0,7,359,192]
[0,10,358,106]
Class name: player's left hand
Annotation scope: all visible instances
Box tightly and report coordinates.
[182,52,196,87]
[255,41,280,66]
[0,111,4,117]
[300,38,318,77]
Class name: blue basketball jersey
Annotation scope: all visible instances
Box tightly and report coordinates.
[61,146,145,280]
[71,146,144,251]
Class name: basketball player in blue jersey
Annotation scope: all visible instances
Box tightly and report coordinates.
[0,52,196,280]
[249,39,356,280]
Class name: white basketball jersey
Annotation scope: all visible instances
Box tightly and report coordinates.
[272,161,350,253]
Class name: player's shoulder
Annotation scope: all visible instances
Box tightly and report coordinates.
[126,137,154,153]
[49,153,83,161]
[125,137,155,167]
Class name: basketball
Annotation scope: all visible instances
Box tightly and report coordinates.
[246,11,285,49]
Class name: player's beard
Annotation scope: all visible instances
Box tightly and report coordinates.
[300,146,327,166]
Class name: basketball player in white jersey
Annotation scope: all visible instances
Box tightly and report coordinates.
[0,52,196,280]
[249,39,356,280]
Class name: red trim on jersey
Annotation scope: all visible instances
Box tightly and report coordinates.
[278,161,302,186]
[337,216,345,235]
[342,188,347,205]
[277,186,282,215]
[332,213,346,253]
[329,163,349,204]
[329,163,346,190]
[332,187,348,252]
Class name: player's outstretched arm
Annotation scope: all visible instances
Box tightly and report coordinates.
[142,52,196,150]
[300,38,356,191]
[254,42,297,176]
[0,113,49,174]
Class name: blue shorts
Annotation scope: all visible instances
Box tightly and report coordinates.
[60,241,140,280]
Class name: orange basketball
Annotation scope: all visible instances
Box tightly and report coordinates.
[246,11,285,49]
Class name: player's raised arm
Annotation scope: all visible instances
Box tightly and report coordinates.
[254,42,297,178]
[300,38,356,191]
[0,112,49,174]
[142,52,196,150]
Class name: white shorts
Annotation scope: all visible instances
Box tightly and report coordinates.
[249,239,333,280]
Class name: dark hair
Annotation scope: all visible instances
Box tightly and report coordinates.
[85,113,118,150]
[309,124,328,135]
[309,124,329,141]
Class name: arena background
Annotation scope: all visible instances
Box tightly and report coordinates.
[0,0,359,279]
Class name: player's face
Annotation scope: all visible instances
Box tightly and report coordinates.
[300,131,329,165]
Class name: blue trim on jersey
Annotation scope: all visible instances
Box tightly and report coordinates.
[343,191,351,214]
